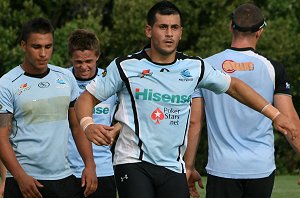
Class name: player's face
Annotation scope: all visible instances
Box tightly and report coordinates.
[71,50,99,79]
[145,13,182,62]
[21,33,53,74]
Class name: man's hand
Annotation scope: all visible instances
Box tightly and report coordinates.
[186,169,204,198]
[16,174,43,198]
[273,113,298,140]
[85,124,115,146]
[81,165,98,197]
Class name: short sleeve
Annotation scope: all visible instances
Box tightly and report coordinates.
[191,88,203,99]
[86,59,123,101]
[0,77,13,113]
[197,60,231,94]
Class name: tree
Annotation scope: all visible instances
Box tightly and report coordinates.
[0,0,299,174]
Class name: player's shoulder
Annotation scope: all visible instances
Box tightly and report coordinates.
[49,64,75,77]
[176,51,204,62]
[0,65,24,83]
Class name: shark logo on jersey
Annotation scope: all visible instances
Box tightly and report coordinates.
[17,83,31,95]
[180,69,192,78]
[151,108,165,124]
[78,84,86,90]
[179,69,193,81]
[139,69,153,78]
[57,78,66,84]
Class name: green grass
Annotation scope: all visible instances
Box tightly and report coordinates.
[195,175,300,198]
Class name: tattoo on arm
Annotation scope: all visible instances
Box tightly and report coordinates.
[0,114,13,130]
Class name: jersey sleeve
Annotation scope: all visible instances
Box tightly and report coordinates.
[191,87,203,99]
[86,59,123,102]
[271,60,291,95]
[197,60,231,94]
[0,77,13,113]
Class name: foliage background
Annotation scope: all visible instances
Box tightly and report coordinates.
[0,0,299,174]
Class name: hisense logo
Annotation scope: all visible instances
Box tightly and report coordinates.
[135,88,191,104]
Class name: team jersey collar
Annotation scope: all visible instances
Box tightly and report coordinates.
[23,67,50,78]
[230,47,256,52]
[142,44,178,66]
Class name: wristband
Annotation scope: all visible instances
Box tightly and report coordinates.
[261,104,280,121]
[261,104,271,113]
[80,117,94,131]
[82,121,95,132]
[271,111,281,121]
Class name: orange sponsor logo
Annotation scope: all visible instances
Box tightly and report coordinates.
[222,60,254,73]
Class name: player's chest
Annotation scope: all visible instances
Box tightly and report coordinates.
[13,76,71,103]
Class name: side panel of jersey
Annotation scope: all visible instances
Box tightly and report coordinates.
[198,49,290,178]
[0,65,78,180]
[67,68,117,177]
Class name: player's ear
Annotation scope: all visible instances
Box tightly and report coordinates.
[256,28,263,39]
[145,25,152,39]
[20,40,26,52]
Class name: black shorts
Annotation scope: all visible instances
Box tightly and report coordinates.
[206,170,275,198]
[114,161,189,198]
[75,175,117,198]
[4,175,81,198]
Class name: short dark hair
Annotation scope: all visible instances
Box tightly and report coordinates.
[18,17,54,44]
[147,1,183,27]
[231,3,266,33]
[68,29,100,57]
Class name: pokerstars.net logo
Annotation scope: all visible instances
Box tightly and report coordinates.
[135,88,191,104]
[150,107,180,125]
[151,108,164,124]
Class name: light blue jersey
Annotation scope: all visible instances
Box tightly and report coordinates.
[0,64,79,180]
[67,67,117,178]
[193,47,291,178]
[86,46,231,173]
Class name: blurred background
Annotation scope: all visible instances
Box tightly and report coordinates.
[0,0,299,175]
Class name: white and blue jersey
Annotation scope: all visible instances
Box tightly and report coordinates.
[67,67,117,178]
[86,46,231,173]
[193,47,291,178]
[0,64,79,180]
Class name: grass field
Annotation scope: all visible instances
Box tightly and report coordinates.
[196,175,300,198]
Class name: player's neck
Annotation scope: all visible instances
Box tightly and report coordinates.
[21,61,49,75]
[231,38,257,50]
[146,49,176,64]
